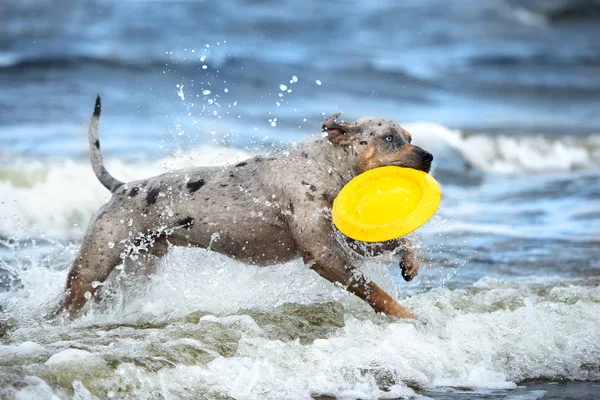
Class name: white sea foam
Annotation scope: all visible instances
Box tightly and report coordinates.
[405,122,600,173]
[0,145,251,240]
[1,248,599,399]
[45,348,96,366]
[1,126,599,241]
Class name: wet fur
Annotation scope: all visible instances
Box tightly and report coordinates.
[63,97,433,318]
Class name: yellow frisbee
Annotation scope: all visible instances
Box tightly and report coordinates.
[332,166,441,242]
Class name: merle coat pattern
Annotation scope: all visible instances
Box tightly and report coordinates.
[64,97,433,319]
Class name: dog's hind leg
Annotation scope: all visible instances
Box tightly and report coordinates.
[64,214,191,315]
[64,234,123,315]
[94,234,172,309]
[122,234,171,277]
[63,207,136,315]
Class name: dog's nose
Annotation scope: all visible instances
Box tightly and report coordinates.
[423,151,433,163]
[416,148,433,163]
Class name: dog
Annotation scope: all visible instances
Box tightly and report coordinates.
[63,96,433,318]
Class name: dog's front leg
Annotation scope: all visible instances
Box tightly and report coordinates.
[308,253,416,319]
[345,237,420,282]
[288,204,415,319]
[398,239,419,282]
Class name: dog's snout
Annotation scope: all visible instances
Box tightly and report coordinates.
[416,148,433,163]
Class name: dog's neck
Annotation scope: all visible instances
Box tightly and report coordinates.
[292,136,360,188]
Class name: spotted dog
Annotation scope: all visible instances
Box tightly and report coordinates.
[63,96,433,318]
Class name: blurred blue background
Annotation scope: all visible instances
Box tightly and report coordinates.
[1,0,600,160]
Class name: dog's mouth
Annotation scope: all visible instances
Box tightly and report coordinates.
[387,161,431,174]
[360,148,433,175]
[380,147,433,174]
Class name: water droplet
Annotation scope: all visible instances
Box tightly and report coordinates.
[108,242,115,249]
[316,80,322,85]
[292,75,298,83]
[203,89,211,95]
[279,84,288,91]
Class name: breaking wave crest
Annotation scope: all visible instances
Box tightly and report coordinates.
[1,248,599,398]
[0,146,251,240]
[406,122,600,174]
[1,126,599,240]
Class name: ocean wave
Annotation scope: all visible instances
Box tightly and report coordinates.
[406,122,600,173]
[0,50,425,85]
[0,46,292,73]
[512,0,600,22]
[468,53,600,68]
[0,53,168,71]
[1,250,599,398]
[0,49,241,71]
[0,146,251,240]
[1,127,599,240]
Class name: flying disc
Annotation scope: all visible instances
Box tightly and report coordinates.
[332,166,440,242]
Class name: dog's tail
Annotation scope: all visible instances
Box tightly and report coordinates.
[89,96,123,193]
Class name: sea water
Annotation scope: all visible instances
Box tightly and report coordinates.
[2,1,600,398]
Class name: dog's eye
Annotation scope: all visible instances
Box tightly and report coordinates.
[384,135,394,142]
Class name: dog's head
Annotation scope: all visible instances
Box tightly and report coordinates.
[322,113,433,174]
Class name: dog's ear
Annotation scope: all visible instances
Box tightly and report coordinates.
[322,113,360,145]
[325,128,352,145]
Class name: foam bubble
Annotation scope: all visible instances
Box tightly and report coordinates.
[45,348,95,366]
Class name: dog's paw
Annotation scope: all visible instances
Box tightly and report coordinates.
[399,252,419,282]
[384,301,417,319]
